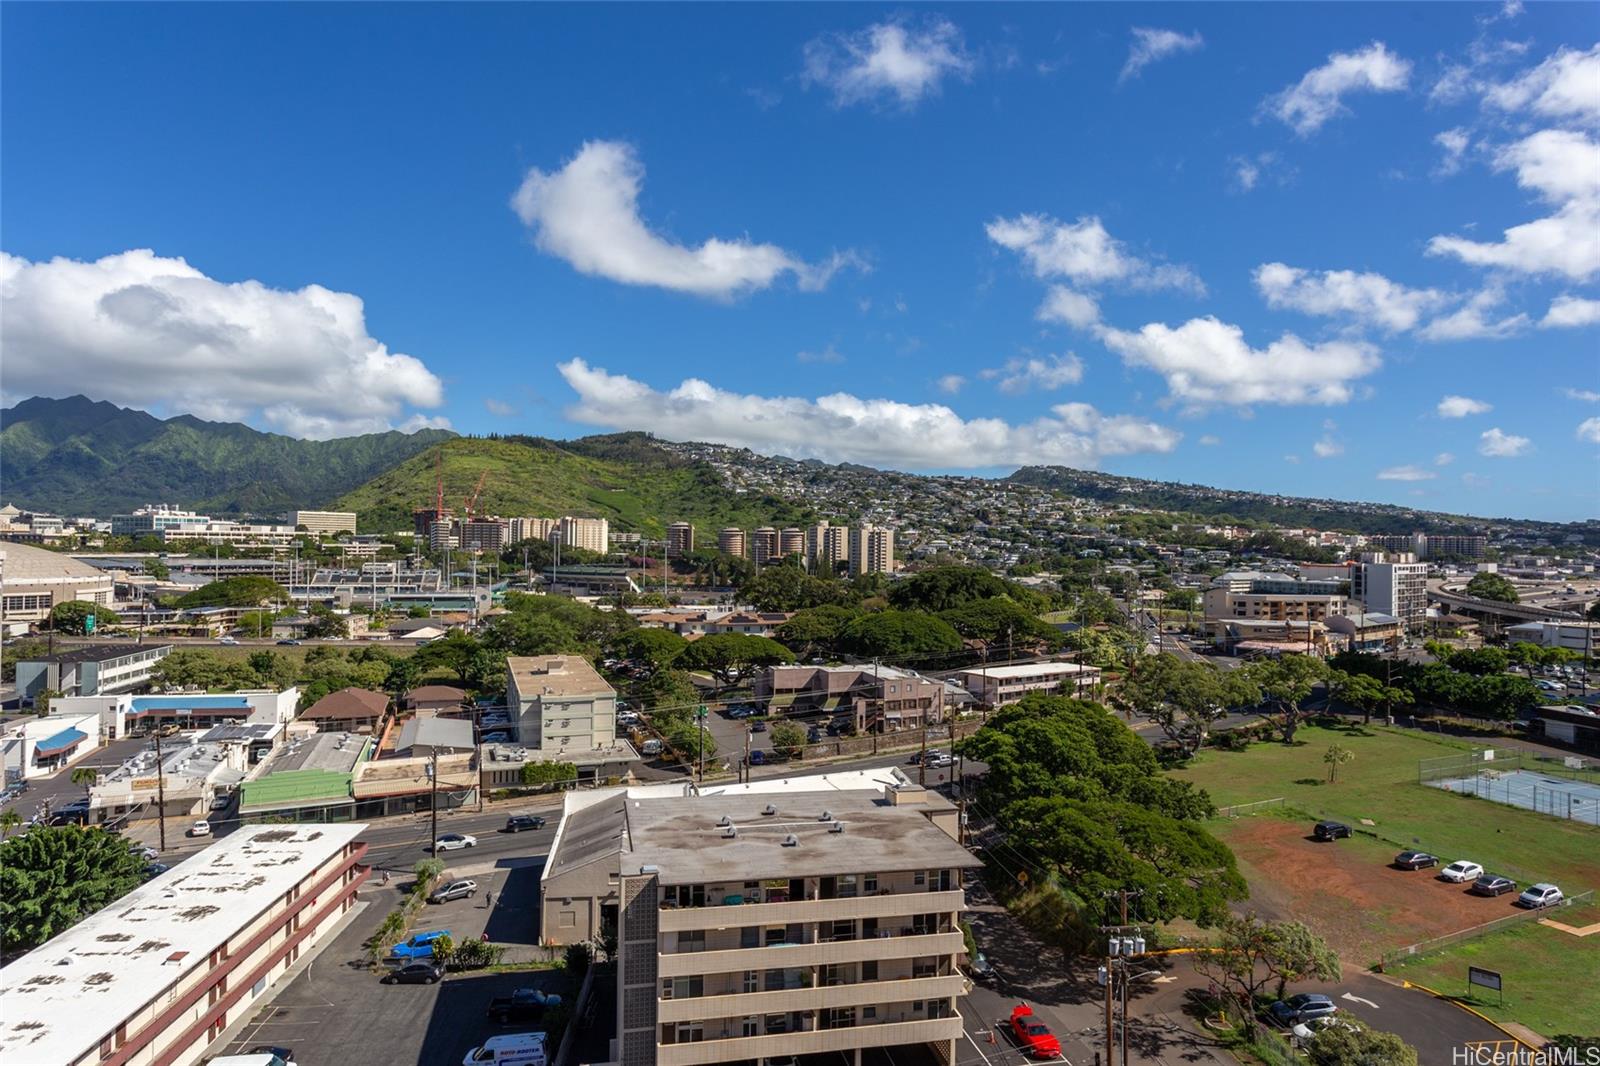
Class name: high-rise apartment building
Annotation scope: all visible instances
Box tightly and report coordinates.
[1370,532,1488,561]
[558,516,610,554]
[286,510,359,536]
[667,522,695,558]
[752,527,780,566]
[542,782,979,1066]
[718,528,747,558]
[806,523,849,573]
[461,518,507,553]
[509,517,559,544]
[849,525,894,577]
[1353,552,1429,631]
[779,528,806,560]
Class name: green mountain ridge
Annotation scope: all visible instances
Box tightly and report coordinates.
[0,396,455,515]
[335,433,814,536]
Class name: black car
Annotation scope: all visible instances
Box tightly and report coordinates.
[1471,874,1517,897]
[1313,821,1352,841]
[383,961,444,984]
[275,639,302,646]
[1394,850,1439,870]
[749,720,767,733]
[504,815,547,833]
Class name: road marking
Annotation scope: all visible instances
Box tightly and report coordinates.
[1341,993,1379,1009]
[962,1028,998,1066]
[1152,975,1177,983]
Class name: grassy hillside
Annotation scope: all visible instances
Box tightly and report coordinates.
[337,432,815,536]
[0,395,454,515]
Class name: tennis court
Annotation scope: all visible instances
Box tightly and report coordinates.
[1426,767,1600,825]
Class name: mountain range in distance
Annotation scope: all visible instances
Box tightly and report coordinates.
[0,396,1590,539]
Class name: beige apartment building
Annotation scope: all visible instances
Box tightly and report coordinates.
[718,527,747,558]
[559,516,611,554]
[779,527,806,558]
[507,654,619,754]
[667,522,695,557]
[542,781,978,1066]
[752,527,780,566]
[807,523,849,572]
[286,510,358,536]
[848,525,894,577]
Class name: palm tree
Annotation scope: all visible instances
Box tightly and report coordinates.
[0,809,21,839]
[70,766,100,798]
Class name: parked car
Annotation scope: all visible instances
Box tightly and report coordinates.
[481,732,511,743]
[383,961,445,984]
[390,930,452,960]
[428,879,478,904]
[928,754,956,768]
[1518,883,1564,909]
[275,639,302,646]
[210,793,233,812]
[640,739,663,756]
[749,750,768,766]
[968,951,996,982]
[145,862,170,878]
[749,720,767,733]
[218,636,240,646]
[1313,821,1351,841]
[187,820,212,837]
[462,1032,548,1066]
[1393,850,1439,870]
[1008,1003,1061,1059]
[1268,993,1338,1024]
[1440,860,1485,883]
[1471,874,1517,897]
[728,706,759,719]
[245,1047,296,1064]
[908,750,947,766]
[131,843,160,862]
[504,814,547,833]
[210,1054,295,1066]
[824,719,850,736]
[433,833,477,852]
[487,987,564,1023]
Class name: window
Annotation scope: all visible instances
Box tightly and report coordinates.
[863,1006,877,1020]
[863,874,878,894]
[862,960,878,981]
[663,976,702,999]
[740,926,759,949]
[913,871,926,887]
[743,970,758,994]
[676,929,705,952]
[742,1017,759,1037]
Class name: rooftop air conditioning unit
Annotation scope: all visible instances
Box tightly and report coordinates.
[781,834,799,847]
[762,803,778,816]
[722,826,737,839]
[829,821,844,833]
[717,815,733,827]
[819,810,832,822]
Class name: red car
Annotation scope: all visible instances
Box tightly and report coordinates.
[1009,1003,1061,1059]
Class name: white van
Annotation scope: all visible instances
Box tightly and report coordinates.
[463,1032,548,1066]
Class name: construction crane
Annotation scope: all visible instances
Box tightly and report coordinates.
[463,471,488,521]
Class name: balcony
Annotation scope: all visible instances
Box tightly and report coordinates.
[657,1015,965,1066]
[657,974,966,1024]
[658,890,964,932]
[657,930,963,978]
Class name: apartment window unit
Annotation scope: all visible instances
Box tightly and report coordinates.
[862,874,878,894]
[863,1006,878,1020]
[675,929,706,953]
[913,871,926,887]
[741,1017,759,1037]
[743,970,758,994]
[661,976,703,1000]
[862,960,878,981]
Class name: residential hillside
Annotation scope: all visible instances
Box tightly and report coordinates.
[0,396,455,515]
[335,433,815,535]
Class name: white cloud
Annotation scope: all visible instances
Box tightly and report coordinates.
[1433,128,1471,177]
[1435,451,1456,466]
[1263,42,1411,136]
[1253,262,1448,332]
[1483,44,1600,125]
[986,213,1203,293]
[1095,316,1380,406]
[935,374,966,396]
[1198,435,1222,446]
[1284,454,1302,465]
[796,344,845,364]
[1416,286,1529,341]
[1313,434,1344,458]
[1578,417,1600,444]
[0,249,444,438]
[1120,28,1204,82]
[1479,427,1533,456]
[1461,471,1492,488]
[1378,465,1437,481]
[555,358,1180,470]
[1229,151,1293,193]
[1426,129,1600,281]
[1541,294,1600,329]
[510,140,857,299]
[1234,158,1262,192]
[802,16,973,108]
[1438,395,1493,418]
[979,353,1085,395]
[1036,286,1102,329]
[1564,388,1600,402]
[484,398,518,417]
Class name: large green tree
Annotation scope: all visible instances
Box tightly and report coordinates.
[1465,571,1519,604]
[1,827,148,952]
[49,600,106,635]
[1307,1025,1417,1066]
[1244,655,1329,743]
[171,575,289,609]
[838,610,964,661]
[1116,654,1260,756]
[676,633,794,685]
[1193,914,1340,1032]
[775,605,860,657]
[887,566,1043,613]
[610,628,688,676]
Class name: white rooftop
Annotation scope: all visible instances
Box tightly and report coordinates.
[960,661,1097,679]
[0,823,365,1064]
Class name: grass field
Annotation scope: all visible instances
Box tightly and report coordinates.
[1385,904,1600,1038]
[1171,724,1600,888]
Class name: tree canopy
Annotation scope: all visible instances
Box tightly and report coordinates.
[171,575,289,608]
[1,827,148,952]
[676,633,794,685]
[839,610,964,661]
[48,600,106,635]
[887,566,1045,613]
[1116,654,1260,756]
[1465,571,1520,604]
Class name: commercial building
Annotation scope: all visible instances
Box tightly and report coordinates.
[558,516,611,554]
[110,503,213,539]
[394,716,476,757]
[752,527,780,566]
[848,525,894,577]
[1201,571,1351,642]
[90,730,257,823]
[667,522,695,558]
[286,510,358,536]
[955,661,1102,706]
[1324,612,1404,652]
[0,824,368,1066]
[50,687,298,738]
[1353,552,1430,631]
[543,564,642,597]
[717,528,747,558]
[757,664,944,733]
[1505,621,1600,655]
[12,643,173,706]
[508,655,619,754]
[238,730,375,822]
[0,710,105,782]
[300,687,390,733]
[0,542,116,625]
[573,782,979,1066]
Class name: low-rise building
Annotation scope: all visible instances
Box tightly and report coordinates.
[0,542,116,625]
[0,710,105,781]
[1324,612,1403,653]
[403,683,468,716]
[507,655,618,754]
[90,731,254,823]
[757,665,944,733]
[300,687,390,733]
[955,661,1102,706]
[0,824,368,1066]
[239,730,374,822]
[12,642,173,706]
[394,715,476,757]
[51,688,297,738]
[1505,620,1600,655]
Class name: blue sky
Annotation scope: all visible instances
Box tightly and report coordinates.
[3,3,1597,520]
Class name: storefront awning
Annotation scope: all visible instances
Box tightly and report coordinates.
[35,727,88,755]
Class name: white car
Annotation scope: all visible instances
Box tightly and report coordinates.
[1518,883,1564,908]
[1291,1016,1359,1043]
[1440,860,1484,883]
[434,833,477,852]
[218,636,240,646]
[187,820,212,837]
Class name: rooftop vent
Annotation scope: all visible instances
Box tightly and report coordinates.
[762,803,778,816]
[721,826,737,839]
[781,833,799,847]
[819,810,833,822]
[829,821,844,833]
[717,815,733,827]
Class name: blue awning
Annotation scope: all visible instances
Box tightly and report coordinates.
[35,727,88,754]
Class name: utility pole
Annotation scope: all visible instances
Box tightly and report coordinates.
[154,729,167,853]
[743,725,751,784]
[429,750,439,854]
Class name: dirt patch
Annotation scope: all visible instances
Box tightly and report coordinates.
[1220,816,1529,964]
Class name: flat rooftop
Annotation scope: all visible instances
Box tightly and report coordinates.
[507,655,615,701]
[0,824,365,1065]
[262,730,370,774]
[624,788,979,884]
[960,661,1097,679]
[24,643,172,665]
